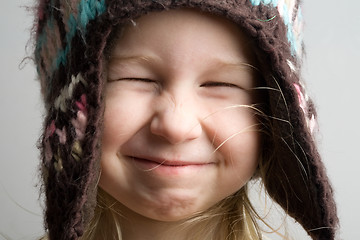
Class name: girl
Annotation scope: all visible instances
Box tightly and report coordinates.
[33,0,338,239]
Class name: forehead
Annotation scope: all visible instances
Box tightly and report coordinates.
[108,9,257,65]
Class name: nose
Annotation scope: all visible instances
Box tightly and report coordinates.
[150,93,202,144]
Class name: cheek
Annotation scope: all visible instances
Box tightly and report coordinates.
[205,105,260,149]
[205,106,261,182]
[216,136,260,196]
[101,105,129,154]
[221,133,260,175]
[99,97,143,198]
[101,93,152,150]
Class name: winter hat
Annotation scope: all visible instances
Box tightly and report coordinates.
[33,0,338,239]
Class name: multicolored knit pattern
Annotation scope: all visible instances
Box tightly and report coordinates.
[35,1,109,239]
[35,0,106,96]
[33,1,338,240]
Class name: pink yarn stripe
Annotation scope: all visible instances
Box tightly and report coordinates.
[72,94,88,140]
[55,126,67,144]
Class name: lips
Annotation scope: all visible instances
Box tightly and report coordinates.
[130,156,210,167]
[126,156,213,177]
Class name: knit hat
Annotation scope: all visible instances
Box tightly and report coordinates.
[33,0,338,239]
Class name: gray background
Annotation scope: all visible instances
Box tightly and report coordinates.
[1,0,359,239]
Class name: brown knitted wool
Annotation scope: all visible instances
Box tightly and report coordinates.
[33,0,339,239]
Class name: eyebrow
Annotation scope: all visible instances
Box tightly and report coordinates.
[108,54,259,74]
[211,60,259,73]
[108,55,160,66]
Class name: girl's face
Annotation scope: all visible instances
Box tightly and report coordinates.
[100,9,262,222]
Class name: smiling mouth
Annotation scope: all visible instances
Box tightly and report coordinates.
[125,156,214,174]
[130,157,208,167]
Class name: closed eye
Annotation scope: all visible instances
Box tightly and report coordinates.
[107,77,160,93]
[200,81,241,89]
[110,77,156,83]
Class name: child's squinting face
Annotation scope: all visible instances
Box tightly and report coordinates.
[100,9,262,221]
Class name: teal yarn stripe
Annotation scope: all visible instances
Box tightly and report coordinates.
[280,2,300,55]
[249,0,278,7]
[36,0,107,88]
[79,0,107,31]
[54,0,106,69]
[249,0,299,56]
